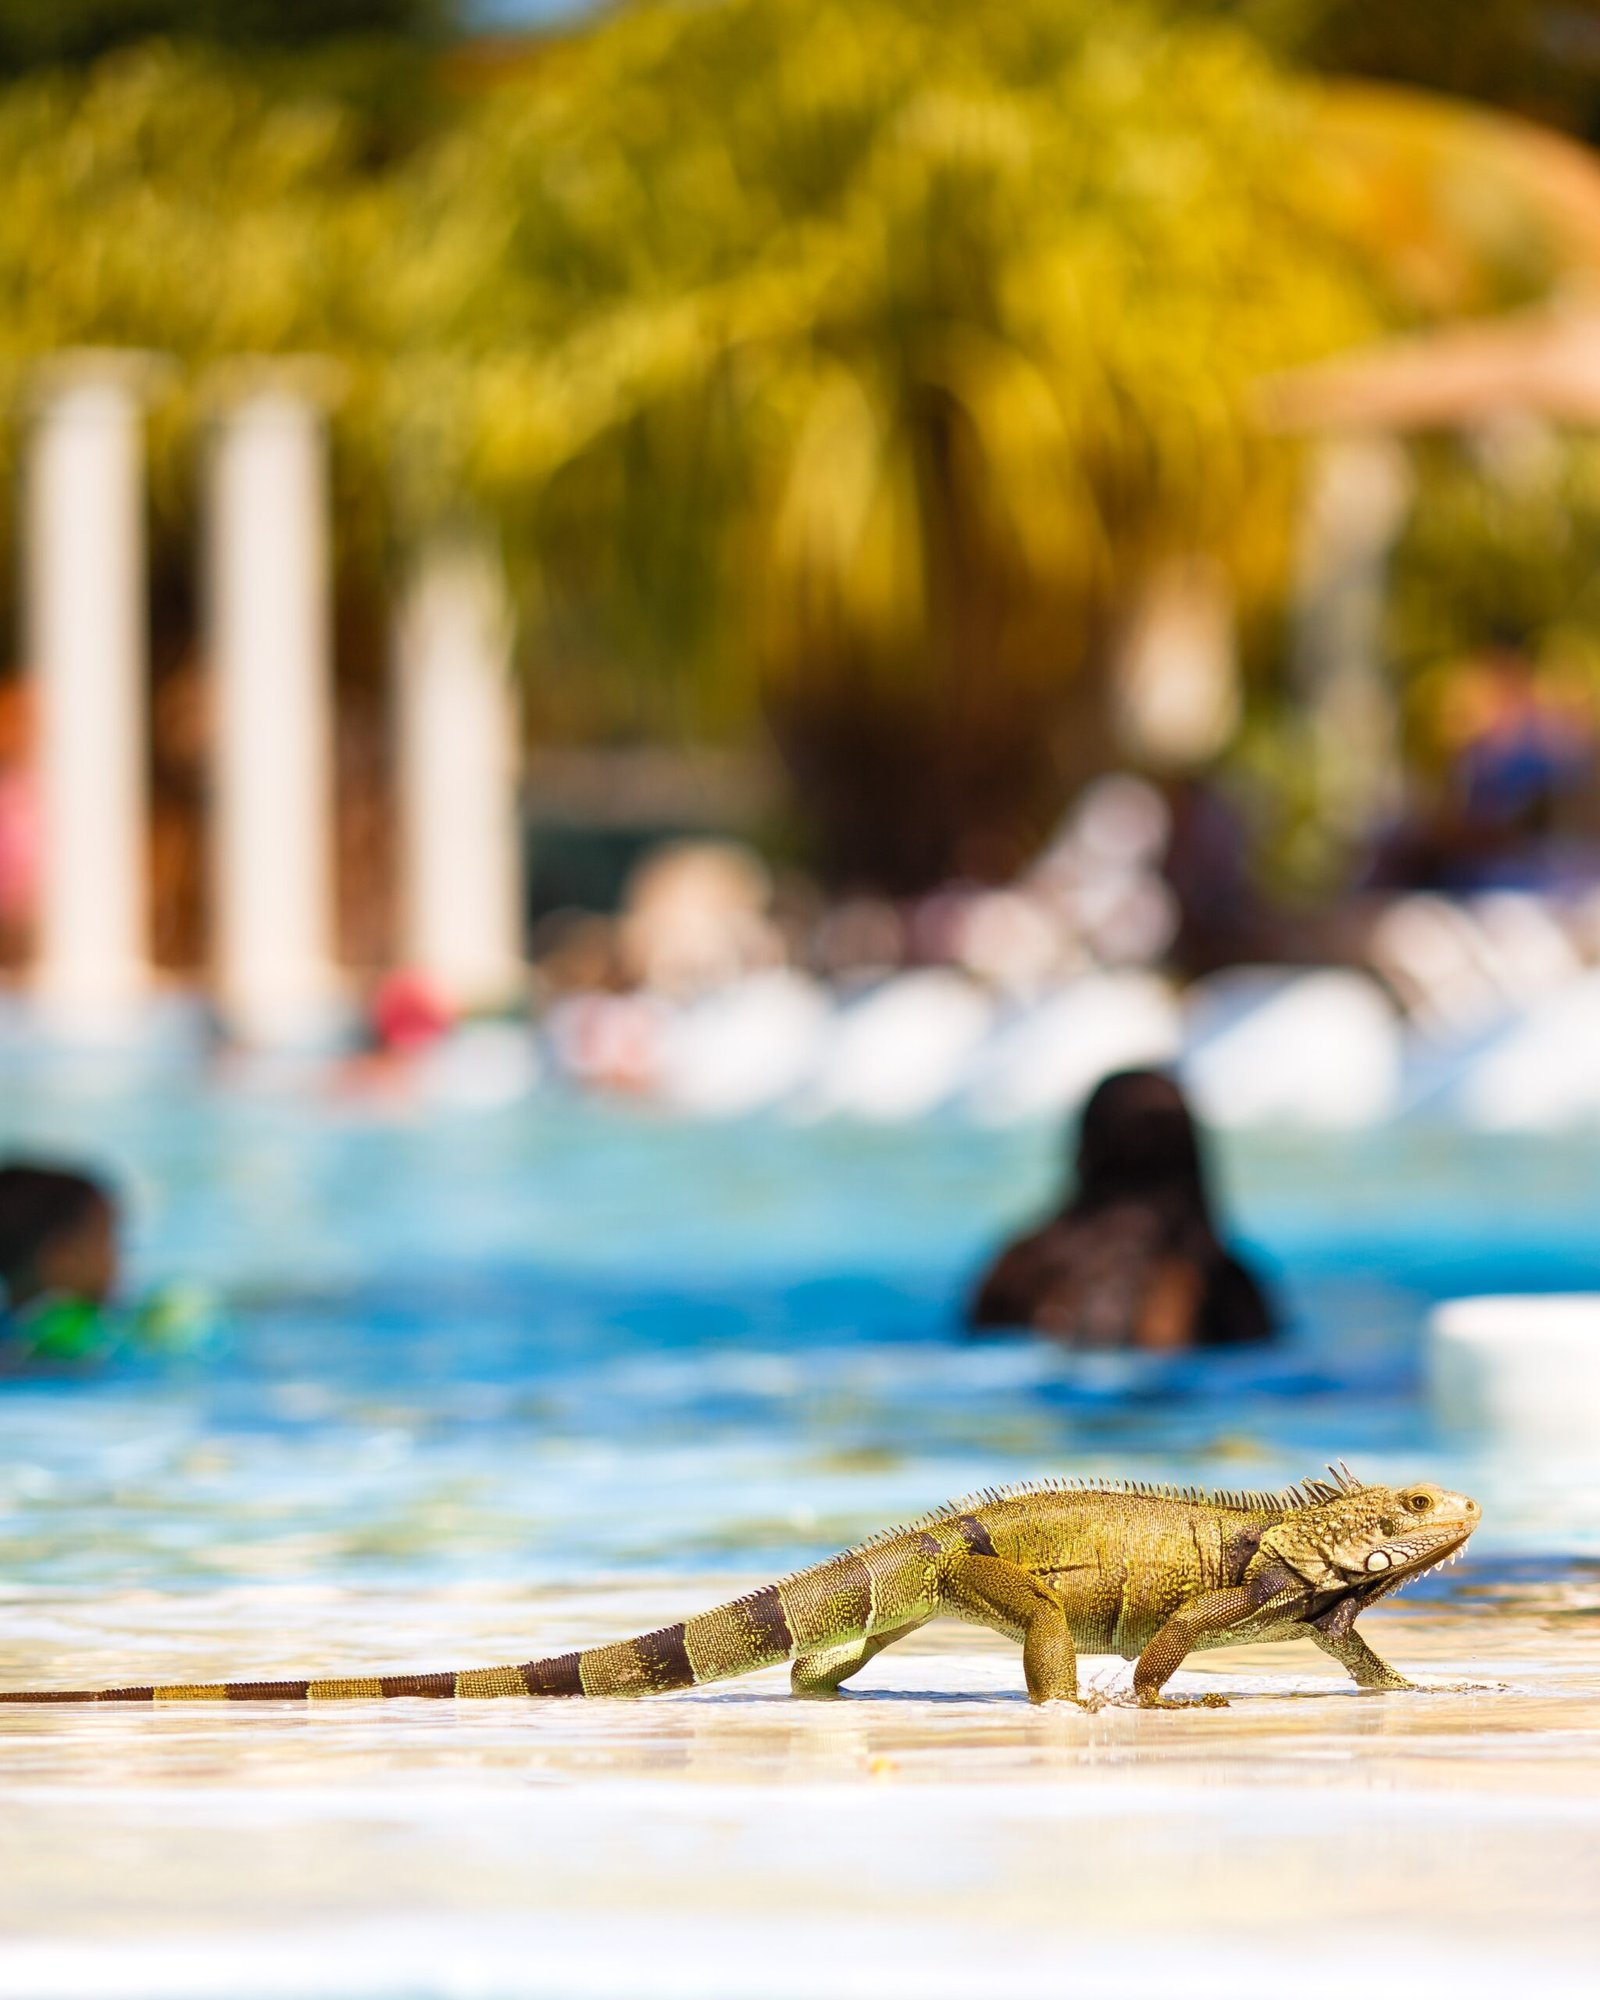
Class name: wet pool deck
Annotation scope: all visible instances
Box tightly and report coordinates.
[1,1579,1597,1998]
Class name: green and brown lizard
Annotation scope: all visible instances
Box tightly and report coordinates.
[0,1467,1478,1709]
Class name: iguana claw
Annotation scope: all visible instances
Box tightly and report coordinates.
[1137,1691,1231,1710]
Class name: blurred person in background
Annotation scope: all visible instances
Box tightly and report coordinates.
[1443,632,1596,888]
[0,1162,121,1366]
[617,841,784,997]
[1,1161,218,1371]
[1372,629,1599,894]
[1159,773,1281,975]
[967,1069,1274,1350]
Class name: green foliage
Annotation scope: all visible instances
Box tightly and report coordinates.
[1192,1,1600,141]
[0,0,1576,883]
[0,1,454,73]
[1389,432,1600,760]
[0,56,373,359]
[389,0,1387,875]
[0,42,411,692]
[0,47,397,512]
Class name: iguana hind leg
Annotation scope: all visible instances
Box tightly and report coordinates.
[937,1552,1082,1705]
[790,1626,915,1697]
[1311,1625,1415,1691]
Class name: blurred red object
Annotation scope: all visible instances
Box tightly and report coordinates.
[370,970,454,1053]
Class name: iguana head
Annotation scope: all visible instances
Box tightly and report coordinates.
[1259,1476,1480,1599]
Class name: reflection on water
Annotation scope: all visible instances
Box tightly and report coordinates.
[3,1083,1600,1992]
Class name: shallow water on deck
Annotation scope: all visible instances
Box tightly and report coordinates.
[3,1077,1600,1994]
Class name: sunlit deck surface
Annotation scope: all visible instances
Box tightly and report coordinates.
[0,1578,1595,1998]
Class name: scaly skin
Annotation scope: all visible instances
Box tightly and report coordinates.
[0,1468,1479,1708]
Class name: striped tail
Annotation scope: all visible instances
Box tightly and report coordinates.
[0,1661,584,1704]
[0,1534,939,1704]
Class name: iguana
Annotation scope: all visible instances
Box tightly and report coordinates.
[0,1467,1478,1709]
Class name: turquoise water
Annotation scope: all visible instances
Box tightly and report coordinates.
[4,1070,1599,1596]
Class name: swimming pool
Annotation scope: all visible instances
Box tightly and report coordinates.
[3,1070,1598,1605]
[7,1076,1600,2000]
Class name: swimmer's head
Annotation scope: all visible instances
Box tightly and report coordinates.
[1073,1069,1208,1213]
[0,1163,120,1311]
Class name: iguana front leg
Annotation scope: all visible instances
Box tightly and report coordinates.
[1311,1625,1415,1690]
[1132,1586,1258,1708]
[937,1553,1084,1704]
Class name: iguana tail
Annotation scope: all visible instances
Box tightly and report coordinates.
[0,1532,939,1703]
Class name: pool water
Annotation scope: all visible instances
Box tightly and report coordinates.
[4,1076,1600,1587]
[2,1075,1600,1995]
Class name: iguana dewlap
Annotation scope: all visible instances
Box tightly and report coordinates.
[0,1468,1478,1709]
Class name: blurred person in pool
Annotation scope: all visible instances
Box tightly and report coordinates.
[0,1162,215,1372]
[967,1069,1273,1349]
[0,1162,121,1365]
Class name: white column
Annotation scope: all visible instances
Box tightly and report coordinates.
[395,535,525,1008]
[25,355,152,1028]
[1111,556,1240,768]
[1291,434,1415,841]
[207,372,340,1045]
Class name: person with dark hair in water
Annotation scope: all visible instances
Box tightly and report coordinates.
[0,1163,119,1311]
[0,1162,122,1366]
[967,1069,1273,1349]
[0,1161,218,1373]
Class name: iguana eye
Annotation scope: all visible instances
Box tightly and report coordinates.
[1406,1493,1432,1514]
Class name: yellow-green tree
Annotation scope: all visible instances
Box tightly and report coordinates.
[0,5,1576,888]
[396,0,1394,881]
[0,44,407,576]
